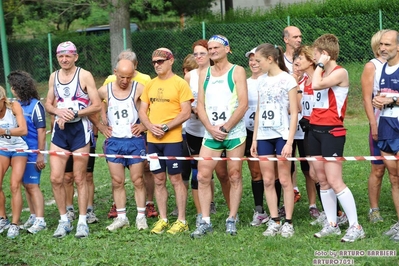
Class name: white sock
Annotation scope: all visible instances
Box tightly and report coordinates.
[337,187,358,227]
[320,189,337,225]
[146,201,154,205]
[117,208,127,219]
[78,214,87,225]
[60,214,68,222]
[30,214,36,219]
[137,207,146,218]
[36,217,44,222]
[202,216,211,224]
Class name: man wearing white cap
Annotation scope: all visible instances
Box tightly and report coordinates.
[191,35,248,238]
[44,41,101,238]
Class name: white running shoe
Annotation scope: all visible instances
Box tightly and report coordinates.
[280,222,295,238]
[250,211,269,227]
[314,223,341,238]
[136,216,148,230]
[341,224,365,242]
[263,220,281,237]
[106,217,130,231]
[28,219,47,234]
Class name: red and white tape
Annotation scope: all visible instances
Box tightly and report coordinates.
[0,147,396,162]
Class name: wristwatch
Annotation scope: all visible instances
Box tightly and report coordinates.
[316,63,325,70]
[219,126,229,133]
[5,129,10,136]
[161,124,169,132]
[393,96,398,104]
[73,110,79,119]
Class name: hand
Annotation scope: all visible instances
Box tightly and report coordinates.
[318,54,330,65]
[56,118,66,130]
[150,124,165,139]
[209,125,227,142]
[281,143,292,158]
[56,108,75,122]
[98,123,112,138]
[35,153,46,171]
[250,141,258,157]
[131,124,145,136]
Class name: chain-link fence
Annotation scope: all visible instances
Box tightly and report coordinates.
[1,11,397,87]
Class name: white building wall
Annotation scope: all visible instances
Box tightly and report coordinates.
[211,0,308,13]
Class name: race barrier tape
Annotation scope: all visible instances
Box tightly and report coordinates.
[0,147,397,162]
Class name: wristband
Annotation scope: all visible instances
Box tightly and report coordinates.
[94,135,99,138]
[5,129,10,135]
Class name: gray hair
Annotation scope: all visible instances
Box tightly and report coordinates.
[115,49,138,67]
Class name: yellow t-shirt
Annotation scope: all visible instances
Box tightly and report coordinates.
[141,74,193,143]
[103,71,151,86]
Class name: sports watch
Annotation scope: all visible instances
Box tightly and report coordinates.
[161,124,169,132]
[393,96,398,104]
[73,110,79,119]
[316,62,325,70]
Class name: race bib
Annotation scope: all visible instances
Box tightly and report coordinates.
[313,90,329,109]
[259,103,282,127]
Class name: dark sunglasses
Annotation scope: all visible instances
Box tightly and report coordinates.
[152,59,169,65]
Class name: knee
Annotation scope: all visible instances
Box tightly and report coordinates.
[389,174,399,187]
[51,175,63,187]
[132,175,144,189]
[9,181,21,194]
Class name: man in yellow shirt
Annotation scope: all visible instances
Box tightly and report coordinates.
[139,48,193,235]
[103,50,158,220]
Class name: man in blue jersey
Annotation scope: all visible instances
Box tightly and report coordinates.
[372,29,399,242]
[44,41,101,239]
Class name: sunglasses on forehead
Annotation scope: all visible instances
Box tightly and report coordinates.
[152,59,169,65]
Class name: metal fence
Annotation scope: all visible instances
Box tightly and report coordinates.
[1,11,397,88]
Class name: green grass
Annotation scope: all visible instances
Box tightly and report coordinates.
[0,118,398,265]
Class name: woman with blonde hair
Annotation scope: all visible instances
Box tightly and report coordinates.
[0,85,28,238]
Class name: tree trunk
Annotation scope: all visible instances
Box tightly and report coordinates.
[225,0,233,12]
[109,0,131,69]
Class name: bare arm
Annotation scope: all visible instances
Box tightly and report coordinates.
[89,85,112,138]
[312,55,349,90]
[131,83,147,136]
[9,101,27,136]
[77,69,101,117]
[361,62,378,140]
[222,66,248,132]
[36,127,46,170]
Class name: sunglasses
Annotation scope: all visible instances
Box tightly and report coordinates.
[152,59,169,65]
[193,52,208,58]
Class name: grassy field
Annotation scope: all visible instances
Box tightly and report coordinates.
[1,63,398,265]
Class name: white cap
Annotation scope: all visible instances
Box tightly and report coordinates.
[245,47,257,58]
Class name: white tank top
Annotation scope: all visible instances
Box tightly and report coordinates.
[244,76,261,131]
[203,65,246,139]
[0,108,28,149]
[54,67,90,124]
[107,82,139,138]
[185,69,205,137]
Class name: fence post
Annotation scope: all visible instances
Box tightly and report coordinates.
[202,21,206,39]
[287,15,290,26]
[48,33,53,75]
[379,9,382,30]
[0,0,11,96]
[123,28,127,50]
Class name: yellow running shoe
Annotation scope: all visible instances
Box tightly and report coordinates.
[150,218,168,234]
[167,220,189,235]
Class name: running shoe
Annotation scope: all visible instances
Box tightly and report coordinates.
[20,215,35,230]
[341,224,365,242]
[170,206,179,217]
[310,211,327,226]
[86,209,99,224]
[108,204,117,219]
[368,209,383,223]
[309,207,321,219]
[0,217,10,233]
[314,223,341,238]
[294,190,301,203]
[389,231,399,242]
[146,203,158,218]
[7,224,19,239]
[226,217,237,236]
[75,223,89,238]
[280,222,295,238]
[136,216,148,230]
[190,221,213,238]
[167,220,189,235]
[106,217,130,231]
[337,212,348,226]
[250,211,270,226]
[27,219,47,234]
[263,220,281,237]
[384,221,399,237]
[53,220,73,238]
[210,202,217,214]
[195,214,202,228]
[150,218,169,234]
[66,207,75,221]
